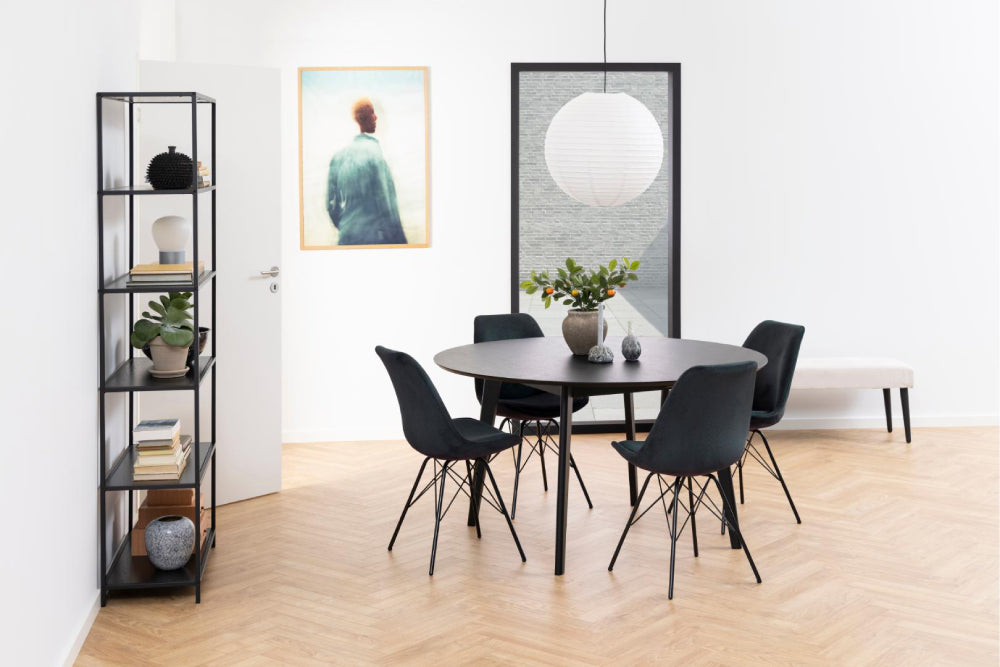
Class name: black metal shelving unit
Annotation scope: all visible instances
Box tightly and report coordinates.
[97,91,217,605]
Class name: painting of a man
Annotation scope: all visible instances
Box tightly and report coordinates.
[299,67,429,249]
[326,98,407,245]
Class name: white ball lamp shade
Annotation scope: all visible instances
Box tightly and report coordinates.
[151,215,191,264]
[544,92,664,207]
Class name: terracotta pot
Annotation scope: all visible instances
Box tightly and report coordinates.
[562,310,609,356]
[148,336,191,374]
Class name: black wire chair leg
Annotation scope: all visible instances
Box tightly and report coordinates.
[708,473,762,584]
[738,458,745,504]
[388,457,430,551]
[536,421,548,491]
[465,460,481,539]
[609,473,653,571]
[483,460,526,562]
[687,477,698,557]
[511,437,524,521]
[569,453,593,509]
[429,460,449,576]
[667,476,682,600]
[757,430,801,524]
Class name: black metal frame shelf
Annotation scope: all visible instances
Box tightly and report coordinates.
[107,527,216,590]
[102,269,216,294]
[101,185,216,196]
[97,90,217,606]
[104,356,215,393]
[105,441,216,491]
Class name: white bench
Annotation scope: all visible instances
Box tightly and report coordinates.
[791,357,914,442]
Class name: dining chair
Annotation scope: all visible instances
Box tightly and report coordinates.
[607,361,761,599]
[473,313,593,519]
[737,320,806,523]
[375,346,526,575]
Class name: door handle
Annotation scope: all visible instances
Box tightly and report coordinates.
[260,266,280,277]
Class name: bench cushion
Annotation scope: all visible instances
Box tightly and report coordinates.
[792,357,914,389]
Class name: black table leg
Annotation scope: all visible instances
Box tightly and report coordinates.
[718,466,741,549]
[624,392,637,506]
[555,385,573,575]
[468,380,500,527]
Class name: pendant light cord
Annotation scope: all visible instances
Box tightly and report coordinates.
[603,0,607,93]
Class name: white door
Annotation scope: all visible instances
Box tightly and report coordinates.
[138,60,282,505]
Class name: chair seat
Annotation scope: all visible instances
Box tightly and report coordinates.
[451,418,520,459]
[496,392,590,420]
[749,409,783,430]
[611,439,644,464]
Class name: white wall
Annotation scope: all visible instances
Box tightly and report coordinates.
[171,0,998,441]
[0,1,139,664]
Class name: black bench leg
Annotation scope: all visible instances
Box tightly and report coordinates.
[882,388,892,433]
[900,388,911,443]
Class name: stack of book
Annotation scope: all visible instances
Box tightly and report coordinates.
[127,260,205,284]
[197,160,211,188]
[132,419,192,481]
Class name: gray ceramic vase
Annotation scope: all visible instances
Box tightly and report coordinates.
[622,322,642,362]
[562,310,609,356]
[145,515,195,570]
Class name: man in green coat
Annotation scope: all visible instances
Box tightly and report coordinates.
[326,98,408,245]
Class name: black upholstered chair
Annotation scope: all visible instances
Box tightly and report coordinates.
[737,320,806,523]
[375,346,526,575]
[473,313,592,519]
[607,361,761,598]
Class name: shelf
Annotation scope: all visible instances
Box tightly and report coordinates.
[106,527,216,591]
[102,270,216,294]
[99,92,216,104]
[105,440,216,491]
[101,185,216,196]
[103,355,215,393]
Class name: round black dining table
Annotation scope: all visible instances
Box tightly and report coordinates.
[435,335,768,575]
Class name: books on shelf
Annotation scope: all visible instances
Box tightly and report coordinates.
[197,160,212,188]
[133,434,192,481]
[133,418,180,442]
[127,261,206,283]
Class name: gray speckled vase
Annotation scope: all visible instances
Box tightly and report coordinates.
[622,322,642,362]
[145,515,195,570]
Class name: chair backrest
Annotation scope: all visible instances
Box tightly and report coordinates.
[375,346,462,459]
[472,313,545,402]
[742,320,805,418]
[638,362,757,476]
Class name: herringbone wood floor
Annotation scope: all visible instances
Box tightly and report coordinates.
[78,427,999,665]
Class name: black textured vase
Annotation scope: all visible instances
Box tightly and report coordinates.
[146,146,194,190]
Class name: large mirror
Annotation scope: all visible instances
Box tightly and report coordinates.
[512,63,681,427]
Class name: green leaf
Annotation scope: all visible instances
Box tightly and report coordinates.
[169,297,191,311]
[565,258,575,270]
[544,295,552,308]
[609,258,617,271]
[159,295,171,308]
[630,261,640,270]
[562,299,573,305]
[520,280,533,289]
[525,285,538,295]
[627,273,638,281]
[160,324,194,348]
[557,267,568,280]
[148,301,166,317]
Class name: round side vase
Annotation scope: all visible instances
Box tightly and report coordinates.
[144,515,195,570]
[562,310,609,356]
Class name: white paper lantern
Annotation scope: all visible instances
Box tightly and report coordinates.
[544,92,664,207]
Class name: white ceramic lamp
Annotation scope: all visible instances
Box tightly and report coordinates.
[544,92,664,207]
[151,215,191,264]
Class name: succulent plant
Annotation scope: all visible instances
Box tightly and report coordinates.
[130,292,195,349]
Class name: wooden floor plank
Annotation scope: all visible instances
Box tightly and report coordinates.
[78,427,999,665]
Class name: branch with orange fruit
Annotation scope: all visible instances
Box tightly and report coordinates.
[521,257,640,311]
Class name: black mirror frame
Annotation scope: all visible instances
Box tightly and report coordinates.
[510,62,681,340]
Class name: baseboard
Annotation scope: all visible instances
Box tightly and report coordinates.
[63,591,100,666]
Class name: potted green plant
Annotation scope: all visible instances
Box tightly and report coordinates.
[130,291,196,377]
[521,257,640,355]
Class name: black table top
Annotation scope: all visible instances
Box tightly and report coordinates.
[434,336,768,391]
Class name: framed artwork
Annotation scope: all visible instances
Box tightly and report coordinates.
[298,66,430,249]
[511,63,680,427]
